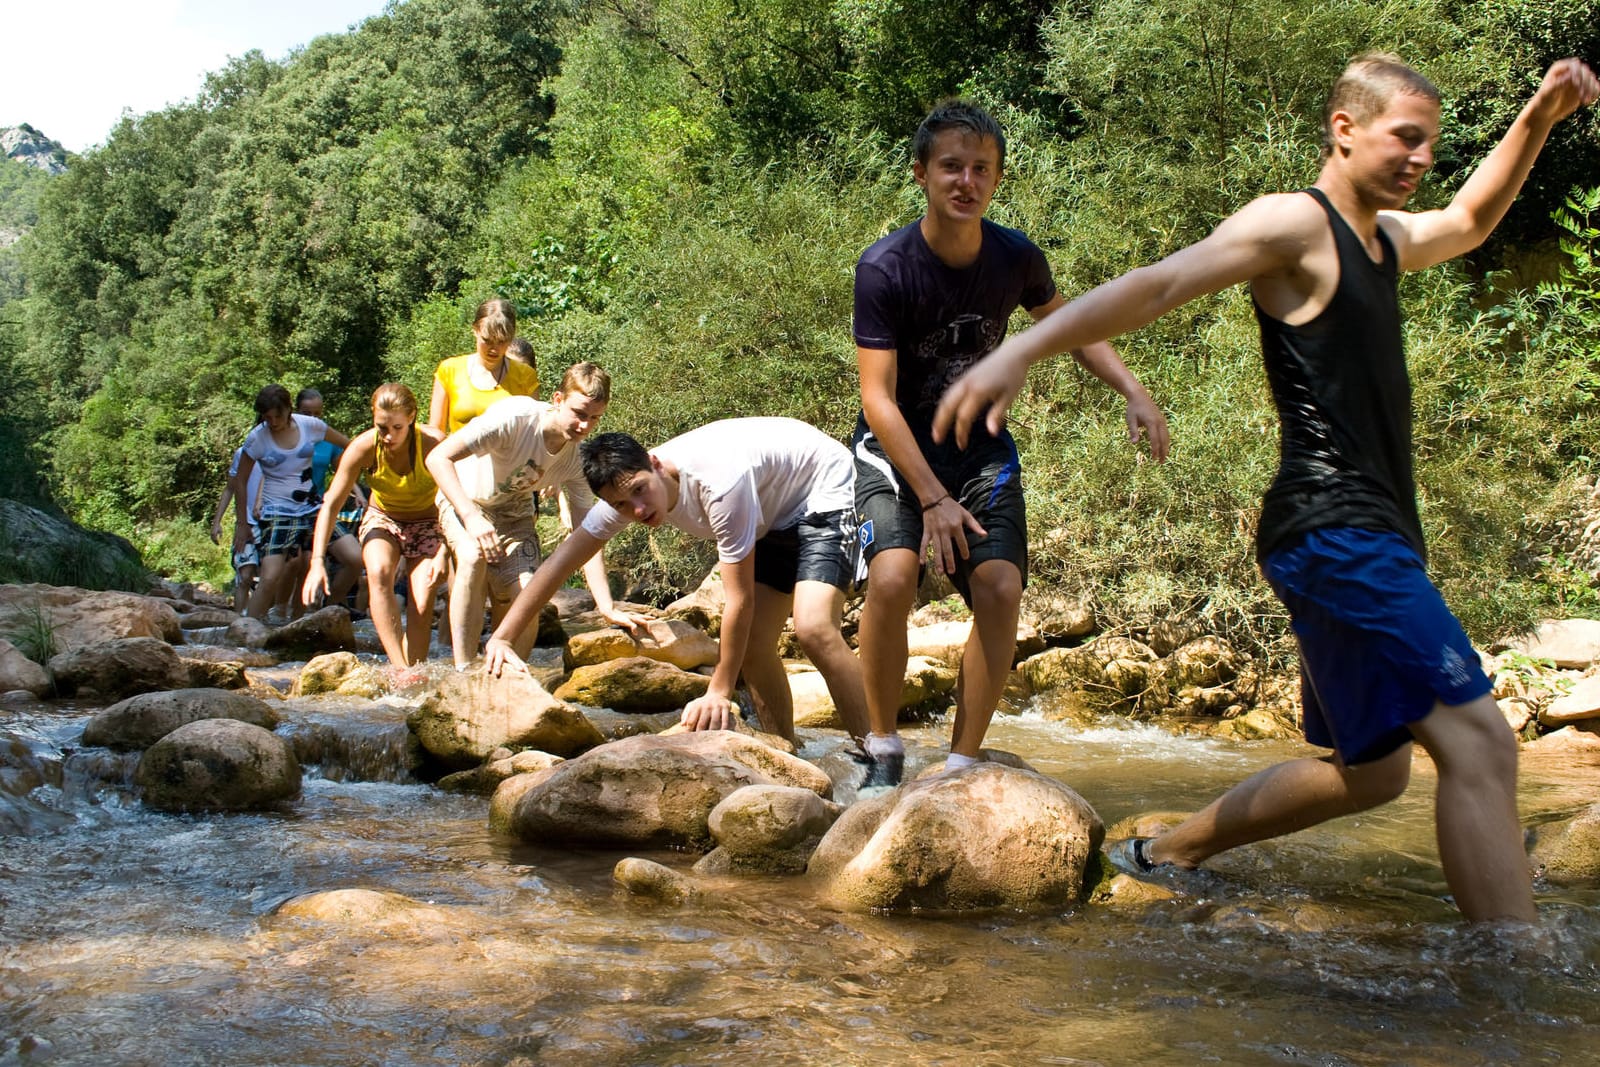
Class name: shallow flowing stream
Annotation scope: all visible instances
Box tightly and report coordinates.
[2,674,1598,1066]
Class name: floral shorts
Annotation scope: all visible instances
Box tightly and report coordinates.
[359,508,444,561]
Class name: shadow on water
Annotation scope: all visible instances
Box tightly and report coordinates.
[1,692,1597,1065]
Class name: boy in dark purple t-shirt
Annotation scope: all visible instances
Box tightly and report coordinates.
[852,100,1170,791]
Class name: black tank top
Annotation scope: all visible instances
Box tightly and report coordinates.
[1253,187,1424,560]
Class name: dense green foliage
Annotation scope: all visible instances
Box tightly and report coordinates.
[5,0,1599,656]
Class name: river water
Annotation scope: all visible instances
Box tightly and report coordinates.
[2,677,1597,1066]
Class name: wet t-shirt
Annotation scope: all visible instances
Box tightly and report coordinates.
[853,218,1055,450]
[1255,188,1423,560]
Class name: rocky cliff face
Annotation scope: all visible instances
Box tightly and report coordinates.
[1,125,68,176]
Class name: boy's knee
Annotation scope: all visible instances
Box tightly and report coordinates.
[967,560,1022,610]
[792,613,844,657]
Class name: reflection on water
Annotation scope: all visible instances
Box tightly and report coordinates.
[2,691,1598,1066]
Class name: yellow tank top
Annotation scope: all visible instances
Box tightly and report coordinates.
[368,430,437,516]
[433,354,539,433]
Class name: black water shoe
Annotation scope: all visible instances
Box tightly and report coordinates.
[1106,836,1172,878]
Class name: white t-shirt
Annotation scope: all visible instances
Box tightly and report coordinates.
[228,446,265,532]
[581,417,853,563]
[242,414,329,518]
[444,395,595,522]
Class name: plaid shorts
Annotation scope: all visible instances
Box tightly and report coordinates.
[258,513,316,558]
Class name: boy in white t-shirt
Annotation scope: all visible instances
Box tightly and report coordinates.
[483,417,869,745]
[426,362,644,666]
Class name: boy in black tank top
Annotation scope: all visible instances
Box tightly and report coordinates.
[933,55,1597,924]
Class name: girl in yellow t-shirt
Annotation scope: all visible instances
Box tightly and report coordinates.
[428,298,539,433]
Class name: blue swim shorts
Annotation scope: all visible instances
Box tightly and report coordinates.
[1262,527,1491,766]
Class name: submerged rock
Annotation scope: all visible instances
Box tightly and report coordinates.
[509,731,831,850]
[613,857,701,905]
[1528,803,1600,884]
[274,888,459,933]
[808,762,1103,912]
[83,688,279,750]
[135,718,301,811]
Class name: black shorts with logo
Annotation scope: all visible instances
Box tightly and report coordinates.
[751,508,859,595]
[851,423,1027,604]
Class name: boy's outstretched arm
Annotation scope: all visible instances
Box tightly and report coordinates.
[1385,58,1598,271]
[483,528,607,675]
[932,195,1313,448]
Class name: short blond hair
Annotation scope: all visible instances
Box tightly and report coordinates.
[558,362,611,404]
[1321,53,1440,158]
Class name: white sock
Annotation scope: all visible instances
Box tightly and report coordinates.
[865,732,903,759]
[945,752,978,771]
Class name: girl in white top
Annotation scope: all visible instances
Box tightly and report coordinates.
[231,383,357,621]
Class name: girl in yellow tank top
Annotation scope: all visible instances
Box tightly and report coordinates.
[305,383,449,676]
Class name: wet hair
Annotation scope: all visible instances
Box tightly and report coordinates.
[371,382,418,420]
[254,384,292,422]
[558,361,612,405]
[505,338,535,366]
[294,387,323,412]
[472,298,517,344]
[581,432,650,493]
[914,100,1006,171]
[1321,53,1441,159]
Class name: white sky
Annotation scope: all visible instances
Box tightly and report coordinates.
[3,0,394,152]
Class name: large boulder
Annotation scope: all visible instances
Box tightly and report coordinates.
[0,638,51,697]
[565,618,719,672]
[808,763,1103,912]
[1540,673,1600,726]
[695,784,842,875]
[263,606,356,657]
[83,688,279,751]
[47,636,191,700]
[1500,619,1600,669]
[663,569,724,636]
[408,668,604,769]
[135,718,301,811]
[553,656,710,711]
[1527,803,1600,884]
[508,731,831,850]
[0,582,180,650]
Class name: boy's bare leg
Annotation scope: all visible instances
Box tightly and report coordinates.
[857,548,920,738]
[448,555,489,667]
[738,585,798,741]
[949,558,1022,759]
[1408,695,1536,922]
[792,579,869,743]
[1149,744,1413,866]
